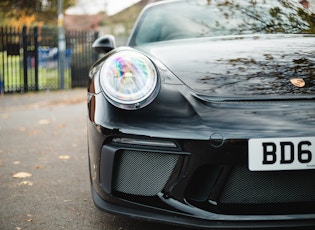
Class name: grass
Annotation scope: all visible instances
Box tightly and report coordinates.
[0,51,71,93]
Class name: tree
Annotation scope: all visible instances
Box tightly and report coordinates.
[0,0,76,26]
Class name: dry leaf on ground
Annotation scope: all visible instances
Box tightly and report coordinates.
[2,114,9,119]
[12,172,32,179]
[58,155,71,160]
[18,181,33,186]
[38,119,50,125]
[18,127,26,132]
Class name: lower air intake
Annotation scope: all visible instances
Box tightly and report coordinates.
[113,150,179,196]
[219,165,315,214]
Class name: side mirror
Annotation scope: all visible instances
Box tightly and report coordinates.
[92,35,116,54]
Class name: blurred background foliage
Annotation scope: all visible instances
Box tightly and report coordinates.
[0,0,76,27]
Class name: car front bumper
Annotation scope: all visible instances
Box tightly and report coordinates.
[88,121,315,229]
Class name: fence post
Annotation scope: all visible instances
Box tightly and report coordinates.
[0,26,4,93]
[58,0,65,89]
[93,31,99,62]
[34,27,39,91]
[22,26,28,92]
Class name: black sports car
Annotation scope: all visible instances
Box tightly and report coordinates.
[87,0,315,228]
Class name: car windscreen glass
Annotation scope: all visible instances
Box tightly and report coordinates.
[131,0,315,45]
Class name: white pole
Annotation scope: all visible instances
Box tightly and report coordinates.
[58,0,66,89]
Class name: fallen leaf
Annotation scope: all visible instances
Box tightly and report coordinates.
[13,172,32,179]
[38,119,50,125]
[18,181,33,186]
[58,155,70,160]
[19,127,26,132]
[55,124,65,129]
[34,164,44,169]
[16,227,22,230]
[30,129,42,135]
[13,161,21,165]
[2,114,9,119]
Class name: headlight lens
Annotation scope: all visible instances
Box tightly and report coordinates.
[99,50,159,109]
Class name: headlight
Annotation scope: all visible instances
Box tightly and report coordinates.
[99,50,159,110]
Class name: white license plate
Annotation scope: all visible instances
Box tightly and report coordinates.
[248,137,315,171]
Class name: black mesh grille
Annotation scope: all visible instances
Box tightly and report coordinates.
[219,165,315,214]
[113,150,179,196]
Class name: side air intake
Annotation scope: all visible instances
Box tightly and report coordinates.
[113,150,179,196]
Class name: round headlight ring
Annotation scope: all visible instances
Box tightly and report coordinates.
[99,50,159,110]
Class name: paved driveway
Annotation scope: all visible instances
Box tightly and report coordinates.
[0,89,184,230]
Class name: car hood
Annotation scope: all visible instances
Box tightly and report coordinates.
[139,34,315,98]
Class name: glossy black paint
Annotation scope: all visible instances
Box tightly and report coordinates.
[140,35,315,97]
[89,35,315,139]
[88,0,315,228]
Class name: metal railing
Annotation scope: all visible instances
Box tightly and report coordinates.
[0,26,98,93]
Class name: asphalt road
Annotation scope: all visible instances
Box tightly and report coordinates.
[0,89,186,230]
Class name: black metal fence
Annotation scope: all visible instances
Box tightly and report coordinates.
[67,30,99,88]
[0,26,98,93]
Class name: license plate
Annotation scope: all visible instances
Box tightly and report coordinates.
[248,137,315,171]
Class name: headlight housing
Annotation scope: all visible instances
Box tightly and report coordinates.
[99,50,159,110]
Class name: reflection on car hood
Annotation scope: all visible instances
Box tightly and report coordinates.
[141,34,315,98]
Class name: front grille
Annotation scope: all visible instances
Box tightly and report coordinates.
[113,150,179,196]
[219,165,315,214]
[186,164,315,215]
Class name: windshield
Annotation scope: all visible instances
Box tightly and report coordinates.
[129,0,315,45]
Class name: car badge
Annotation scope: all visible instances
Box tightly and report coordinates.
[290,78,305,88]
